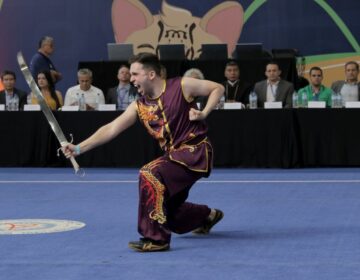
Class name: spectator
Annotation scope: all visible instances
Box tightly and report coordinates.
[184,68,205,108]
[331,61,360,105]
[64,68,105,110]
[29,36,62,83]
[0,70,27,110]
[254,61,294,108]
[29,70,63,111]
[184,68,205,80]
[106,65,138,110]
[298,66,332,107]
[222,60,252,104]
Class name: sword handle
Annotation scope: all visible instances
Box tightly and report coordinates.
[70,156,85,177]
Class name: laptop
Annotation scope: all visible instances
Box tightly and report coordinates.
[199,44,228,60]
[232,43,263,59]
[107,43,133,61]
[158,44,185,60]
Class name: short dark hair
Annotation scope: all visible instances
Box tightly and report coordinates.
[309,66,323,76]
[1,70,16,80]
[38,36,53,48]
[266,61,281,70]
[345,61,359,71]
[118,64,130,71]
[128,53,161,76]
[225,60,239,69]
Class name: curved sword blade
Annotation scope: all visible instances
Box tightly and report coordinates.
[17,52,83,175]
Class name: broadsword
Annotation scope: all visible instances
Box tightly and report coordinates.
[17,52,84,176]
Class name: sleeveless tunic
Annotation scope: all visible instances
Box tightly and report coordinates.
[136,77,212,173]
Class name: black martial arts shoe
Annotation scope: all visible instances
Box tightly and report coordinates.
[192,209,224,235]
[128,238,170,252]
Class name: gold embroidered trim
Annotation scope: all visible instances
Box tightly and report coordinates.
[157,98,174,147]
[169,138,211,173]
[140,161,166,224]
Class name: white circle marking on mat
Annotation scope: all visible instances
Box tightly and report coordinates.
[0,219,86,235]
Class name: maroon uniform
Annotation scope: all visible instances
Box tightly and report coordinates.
[136,77,213,243]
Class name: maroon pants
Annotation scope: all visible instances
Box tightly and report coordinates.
[138,156,211,243]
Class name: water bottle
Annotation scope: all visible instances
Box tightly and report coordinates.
[95,93,100,111]
[302,92,308,108]
[13,94,19,111]
[79,93,86,111]
[331,92,337,108]
[292,91,299,108]
[219,95,225,109]
[336,92,342,108]
[27,93,32,105]
[249,91,257,109]
[75,93,79,105]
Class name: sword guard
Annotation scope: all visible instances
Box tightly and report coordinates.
[56,147,62,157]
[69,133,74,144]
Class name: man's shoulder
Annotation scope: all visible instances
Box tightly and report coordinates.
[254,80,266,87]
[90,85,103,94]
[30,52,46,63]
[280,79,293,86]
[279,80,294,90]
[65,85,80,94]
[298,85,309,93]
[322,85,333,93]
[331,80,344,87]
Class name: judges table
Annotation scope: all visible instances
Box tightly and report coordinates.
[1,109,360,168]
[78,57,297,94]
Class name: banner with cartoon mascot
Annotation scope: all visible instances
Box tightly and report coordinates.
[0,0,359,92]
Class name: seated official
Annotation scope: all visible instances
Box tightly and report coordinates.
[106,65,138,110]
[0,70,27,110]
[331,61,360,105]
[298,66,332,107]
[64,68,105,110]
[222,60,252,104]
[30,70,63,111]
[183,68,206,109]
[254,61,294,108]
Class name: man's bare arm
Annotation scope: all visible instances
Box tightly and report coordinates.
[182,77,224,120]
[63,101,138,157]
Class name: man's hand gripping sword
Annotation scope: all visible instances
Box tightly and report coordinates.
[17,52,85,177]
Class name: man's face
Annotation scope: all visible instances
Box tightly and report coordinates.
[1,74,15,91]
[130,62,152,95]
[224,65,239,82]
[310,70,323,86]
[265,64,281,82]
[118,67,131,84]
[42,41,54,56]
[78,74,92,91]
[345,64,359,82]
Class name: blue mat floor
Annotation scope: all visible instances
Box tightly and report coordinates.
[0,168,359,280]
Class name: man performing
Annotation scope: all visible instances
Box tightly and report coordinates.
[62,53,225,252]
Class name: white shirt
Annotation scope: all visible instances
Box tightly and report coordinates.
[340,83,358,105]
[64,85,105,108]
[266,80,279,102]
